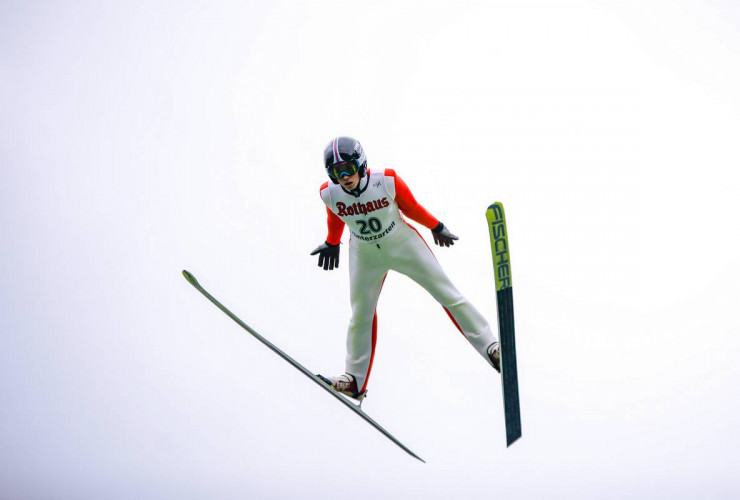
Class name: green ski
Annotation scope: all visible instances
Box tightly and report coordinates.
[486,203,522,446]
[181,270,425,462]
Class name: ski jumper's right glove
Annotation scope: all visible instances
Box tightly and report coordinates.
[310,241,340,270]
[431,222,459,247]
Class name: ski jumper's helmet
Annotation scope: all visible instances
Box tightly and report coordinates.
[323,136,367,184]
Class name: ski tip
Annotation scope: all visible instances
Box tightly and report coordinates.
[182,270,198,286]
[487,201,504,211]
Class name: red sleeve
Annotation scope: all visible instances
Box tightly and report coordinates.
[385,169,439,229]
[320,182,345,245]
[326,206,344,245]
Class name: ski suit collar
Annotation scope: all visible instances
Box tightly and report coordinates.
[341,172,370,198]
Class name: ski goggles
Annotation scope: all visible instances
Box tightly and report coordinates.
[329,160,359,179]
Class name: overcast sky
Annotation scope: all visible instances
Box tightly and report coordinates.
[2,0,740,498]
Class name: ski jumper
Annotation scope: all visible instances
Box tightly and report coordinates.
[319,169,498,393]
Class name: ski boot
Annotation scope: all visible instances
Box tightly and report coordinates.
[488,342,501,373]
[317,373,366,403]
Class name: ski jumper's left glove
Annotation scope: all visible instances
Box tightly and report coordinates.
[310,241,340,270]
[432,222,459,247]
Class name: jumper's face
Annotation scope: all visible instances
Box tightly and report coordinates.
[339,172,360,190]
[330,160,361,190]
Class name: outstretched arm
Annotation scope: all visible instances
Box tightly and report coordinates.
[312,184,345,270]
[387,169,458,247]
[386,169,439,229]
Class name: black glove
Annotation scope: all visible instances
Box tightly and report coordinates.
[431,222,459,247]
[310,241,340,270]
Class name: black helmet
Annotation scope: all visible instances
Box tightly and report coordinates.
[323,136,367,184]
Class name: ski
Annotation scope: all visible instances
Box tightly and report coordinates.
[485,202,522,446]
[181,270,425,462]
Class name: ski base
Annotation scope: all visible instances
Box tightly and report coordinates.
[497,286,521,446]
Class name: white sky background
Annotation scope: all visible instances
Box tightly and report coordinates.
[2,0,740,497]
